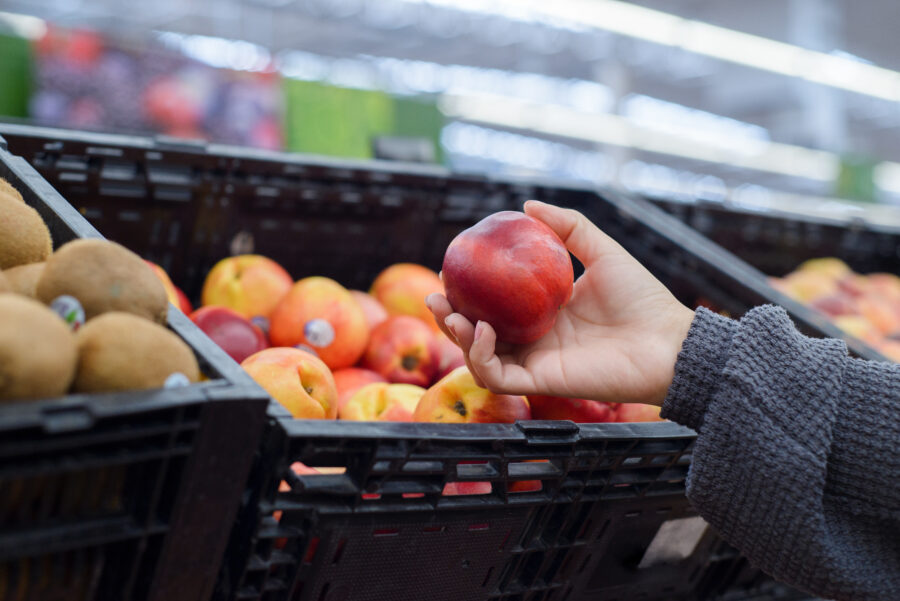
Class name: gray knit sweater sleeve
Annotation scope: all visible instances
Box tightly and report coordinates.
[661,305,900,601]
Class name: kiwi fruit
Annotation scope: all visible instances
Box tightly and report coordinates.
[0,194,52,269]
[73,312,200,393]
[0,294,78,401]
[37,239,168,324]
[0,271,9,294]
[0,177,24,203]
[3,263,44,298]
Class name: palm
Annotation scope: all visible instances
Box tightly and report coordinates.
[494,250,688,404]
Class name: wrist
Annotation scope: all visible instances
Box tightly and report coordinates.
[648,304,695,406]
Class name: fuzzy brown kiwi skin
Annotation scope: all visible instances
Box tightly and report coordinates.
[36,239,168,324]
[0,178,24,203]
[3,263,44,298]
[73,312,200,393]
[0,194,52,270]
[0,294,78,401]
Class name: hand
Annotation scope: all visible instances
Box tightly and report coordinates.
[427,200,695,407]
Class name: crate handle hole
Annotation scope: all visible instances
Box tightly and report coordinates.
[442,481,491,496]
[499,529,511,551]
[331,538,347,564]
[303,537,320,564]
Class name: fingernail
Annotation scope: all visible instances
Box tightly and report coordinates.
[474,321,485,341]
[444,317,456,336]
[424,295,434,311]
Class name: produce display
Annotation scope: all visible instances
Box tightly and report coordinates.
[770,257,900,361]
[0,177,200,400]
[183,211,663,425]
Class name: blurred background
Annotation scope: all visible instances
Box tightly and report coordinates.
[2,0,900,217]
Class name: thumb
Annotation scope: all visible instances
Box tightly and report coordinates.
[523,200,622,266]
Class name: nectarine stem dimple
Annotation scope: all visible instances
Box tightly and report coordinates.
[305,386,314,394]
[453,400,467,416]
[401,355,419,371]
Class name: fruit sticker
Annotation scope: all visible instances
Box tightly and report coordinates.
[250,315,270,337]
[50,295,86,331]
[164,372,191,389]
[304,319,335,348]
[294,344,319,357]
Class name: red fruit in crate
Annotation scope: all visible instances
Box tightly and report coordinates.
[527,395,615,423]
[242,347,337,419]
[190,306,268,364]
[614,403,664,423]
[175,286,192,314]
[370,263,444,332]
[339,383,425,422]
[362,316,440,387]
[442,481,492,496]
[201,255,293,320]
[809,294,857,318]
[333,367,388,411]
[414,367,530,423]
[442,211,573,345]
[350,290,388,332]
[269,277,369,370]
[434,333,466,382]
[144,260,184,314]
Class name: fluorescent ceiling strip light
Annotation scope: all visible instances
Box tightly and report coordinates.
[0,11,47,39]
[400,0,900,101]
[440,93,839,182]
[874,162,900,195]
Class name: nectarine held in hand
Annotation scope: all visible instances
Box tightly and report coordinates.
[442,211,573,345]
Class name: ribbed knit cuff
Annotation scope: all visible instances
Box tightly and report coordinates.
[661,307,738,432]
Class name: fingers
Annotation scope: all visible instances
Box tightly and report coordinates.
[524,200,622,266]
[425,293,456,341]
[467,321,536,395]
[445,314,489,388]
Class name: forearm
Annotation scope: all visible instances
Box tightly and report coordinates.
[662,306,900,601]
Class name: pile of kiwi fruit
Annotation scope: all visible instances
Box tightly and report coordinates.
[0,177,200,402]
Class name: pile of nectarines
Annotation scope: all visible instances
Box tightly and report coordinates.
[170,244,661,424]
[770,257,900,361]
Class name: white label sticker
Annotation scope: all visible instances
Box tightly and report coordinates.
[304,319,335,348]
[294,344,319,357]
[164,372,191,389]
[50,295,86,331]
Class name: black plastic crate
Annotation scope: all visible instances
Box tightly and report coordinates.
[0,138,270,601]
[646,195,900,277]
[225,417,708,601]
[0,124,838,601]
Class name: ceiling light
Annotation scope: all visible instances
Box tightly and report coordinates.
[395,0,900,101]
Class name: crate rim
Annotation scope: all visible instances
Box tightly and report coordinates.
[277,415,696,441]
